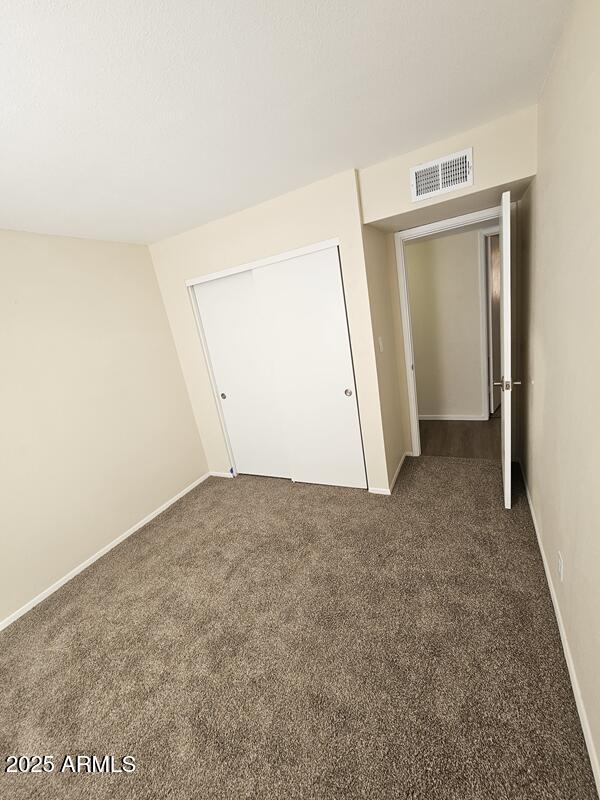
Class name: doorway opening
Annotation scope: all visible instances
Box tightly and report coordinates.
[405,224,501,461]
[394,198,515,508]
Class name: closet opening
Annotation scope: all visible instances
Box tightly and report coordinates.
[187,240,368,490]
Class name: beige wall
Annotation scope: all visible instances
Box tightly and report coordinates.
[0,230,207,623]
[149,106,543,494]
[359,106,537,227]
[150,170,390,491]
[519,0,600,784]
[385,233,413,458]
[405,230,486,419]
[362,225,411,484]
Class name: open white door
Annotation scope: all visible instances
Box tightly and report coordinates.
[499,191,512,509]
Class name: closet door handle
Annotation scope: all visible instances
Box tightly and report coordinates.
[220,392,227,399]
[344,389,353,397]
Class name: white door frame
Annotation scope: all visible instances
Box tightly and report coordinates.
[186,238,344,479]
[185,238,340,287]
[394,206,501,456]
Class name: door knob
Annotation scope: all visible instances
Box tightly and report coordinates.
[344,388,353,397]
[220,392,226,399]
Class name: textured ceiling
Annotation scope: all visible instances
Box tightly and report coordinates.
[1,0,568,243]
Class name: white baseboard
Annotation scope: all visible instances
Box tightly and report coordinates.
[369,451,411,496]
[0,471,216,633]
[521,467,600,792]
[419,413,489,421]
[210,470,234,478]
[390,452,410,492]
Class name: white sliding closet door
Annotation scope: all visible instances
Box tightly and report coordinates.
[194,270,289,478]
[194,245,367,489]
[260,248,366,488]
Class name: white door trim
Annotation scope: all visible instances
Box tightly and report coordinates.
[394,206,501,456]
[397,206,501,244]
[393,236,421,455]
[185,238,341,287]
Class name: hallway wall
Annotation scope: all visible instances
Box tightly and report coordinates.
[359,106,537,227]
[405,229,487,420]
[519,0,600,785]
[362,225,411,484]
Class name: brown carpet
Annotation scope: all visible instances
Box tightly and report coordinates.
[0,457,597,799]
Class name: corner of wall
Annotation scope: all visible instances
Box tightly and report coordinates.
[147,245,210,475]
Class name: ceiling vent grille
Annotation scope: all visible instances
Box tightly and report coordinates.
[410,148,473,202]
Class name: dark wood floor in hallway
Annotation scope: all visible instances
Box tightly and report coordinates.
[420,416,501,460]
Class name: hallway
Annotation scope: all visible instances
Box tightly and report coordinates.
[420,416,501,461]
